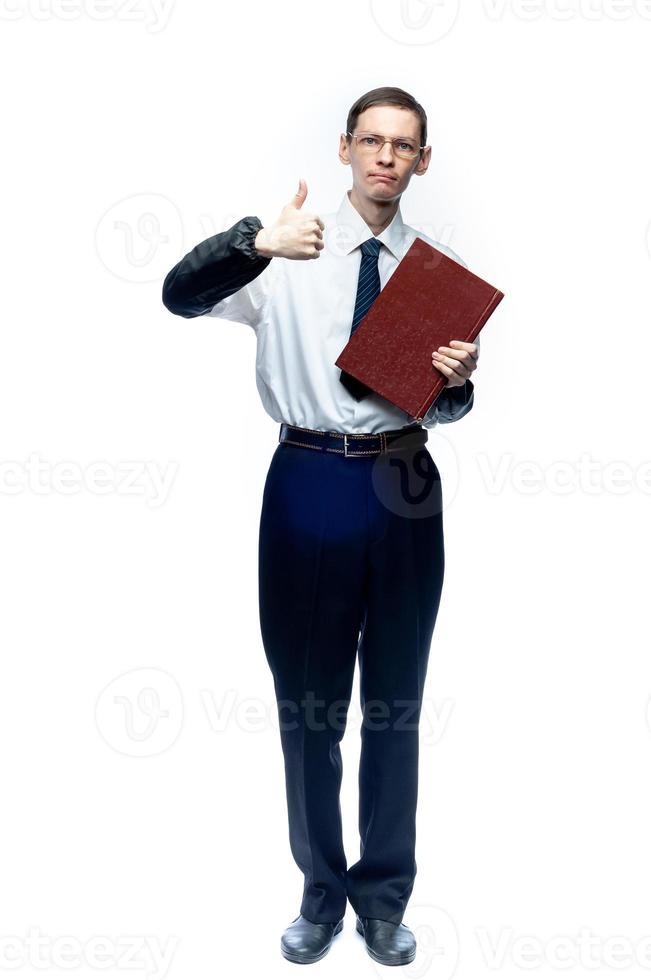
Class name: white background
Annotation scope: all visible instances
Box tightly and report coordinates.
[2,0,651,977]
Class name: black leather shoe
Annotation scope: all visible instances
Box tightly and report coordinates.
[280,914,344,964]
[356,914,417,965]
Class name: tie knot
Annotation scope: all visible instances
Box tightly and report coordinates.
[360,238,382,259]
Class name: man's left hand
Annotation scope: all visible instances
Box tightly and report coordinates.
[431,340,479,388]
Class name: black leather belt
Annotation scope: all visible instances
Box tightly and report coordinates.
[278,422,427,457]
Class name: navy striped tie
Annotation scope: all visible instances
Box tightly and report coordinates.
[339,237,383,401]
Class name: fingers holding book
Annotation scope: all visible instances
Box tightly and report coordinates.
[431,340,478,388]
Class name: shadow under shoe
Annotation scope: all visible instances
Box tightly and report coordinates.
[280,913,345,964]
[356,914,417,966]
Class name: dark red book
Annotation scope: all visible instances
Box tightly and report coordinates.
[335,236,505,420]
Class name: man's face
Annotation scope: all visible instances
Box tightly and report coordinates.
[339,104,431,200]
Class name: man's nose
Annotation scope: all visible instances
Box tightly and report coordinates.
[376,142,396,165]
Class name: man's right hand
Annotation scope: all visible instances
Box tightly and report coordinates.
[254,179,325,260]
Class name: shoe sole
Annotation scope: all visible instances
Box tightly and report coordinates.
[356,918,417,966]
[281,918,344,964]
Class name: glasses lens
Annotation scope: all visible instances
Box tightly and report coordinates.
[356,134,382,151]
[394,139,418,158]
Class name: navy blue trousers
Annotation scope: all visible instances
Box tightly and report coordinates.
[257,427,445,925]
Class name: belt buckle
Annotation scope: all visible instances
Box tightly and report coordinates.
[343,434,349,457]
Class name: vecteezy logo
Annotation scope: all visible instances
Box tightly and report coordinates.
[95,192,184,283]
[369,0,460,45]
[363,902,460,979]
[95,667,184,757]
[369,429,462,519]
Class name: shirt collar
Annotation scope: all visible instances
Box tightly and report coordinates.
[334,189,412,262]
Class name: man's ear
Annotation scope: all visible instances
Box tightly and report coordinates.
[339,134,351,166]
[413,145,432,176]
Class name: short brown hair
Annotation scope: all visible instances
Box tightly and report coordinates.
[346,86,427,150]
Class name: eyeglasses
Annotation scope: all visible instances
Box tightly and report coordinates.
[347,131,425,160]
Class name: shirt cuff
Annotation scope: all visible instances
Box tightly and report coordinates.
[434,379,475,423]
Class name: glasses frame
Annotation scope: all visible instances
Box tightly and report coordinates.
[346,130,426,159]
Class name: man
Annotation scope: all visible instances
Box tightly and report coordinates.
[162,86,479,966]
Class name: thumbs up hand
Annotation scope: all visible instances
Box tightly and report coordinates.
[254,179,325,260]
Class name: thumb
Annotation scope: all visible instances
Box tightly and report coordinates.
[290,177,307,210]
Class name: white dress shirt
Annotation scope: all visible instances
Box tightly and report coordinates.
[206,189,479,433]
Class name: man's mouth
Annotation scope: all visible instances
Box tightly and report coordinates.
[368,173,397,183]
